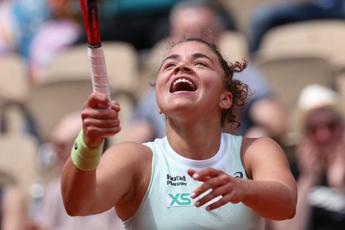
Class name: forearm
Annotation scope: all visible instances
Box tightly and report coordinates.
[61,159,97,216]
[241,179,297,220]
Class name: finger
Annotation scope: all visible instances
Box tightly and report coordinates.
[195,183,236,207]
[206,191,240,211]
[81,108,119,120]
[194,189,222,207]
[188,168,196,178]
[205,197,228,211]
[110,101,121,112]
[85,92,110,109]
[191,175,229,199]
[83,118,120,129]
[191,168,222,181]
[188,169,212,181]
[84,126,121,138]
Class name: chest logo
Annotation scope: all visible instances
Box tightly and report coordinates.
[166,193,192,207]
[167,174,187,186]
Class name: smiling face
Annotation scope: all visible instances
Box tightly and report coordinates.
[155,40,232,123]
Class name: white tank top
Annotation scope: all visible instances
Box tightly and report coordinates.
[123,133,265,230]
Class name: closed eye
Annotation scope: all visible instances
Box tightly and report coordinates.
[163,62,177,70]
[194,62,208,67]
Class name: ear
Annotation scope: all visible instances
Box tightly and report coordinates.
[219,91,232,110]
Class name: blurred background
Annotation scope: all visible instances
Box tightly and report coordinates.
[0,0,345,229]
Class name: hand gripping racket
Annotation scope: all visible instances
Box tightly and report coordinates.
[80,0,111,99]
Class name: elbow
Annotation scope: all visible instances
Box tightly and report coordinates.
[62,199,83,217]
[282,204,296,220]
[287,187,298,219]
[65,207,79,217]
[288,207,296,219]
[268,205,296,221]
[279,183,298,220]
[61,191,88,217]
[63,202,78,216]
[63,201,90,217]
[273,192,297,220]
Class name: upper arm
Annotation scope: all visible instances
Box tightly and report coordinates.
[242,137,296,191]
[91,142,152,213]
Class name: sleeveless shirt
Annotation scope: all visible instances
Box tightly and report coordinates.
[123,133,265,230]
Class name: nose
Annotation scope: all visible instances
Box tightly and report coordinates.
[173,63,193,75]
[314,126,332,144]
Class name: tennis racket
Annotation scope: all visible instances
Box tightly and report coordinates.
[79,0,111,99]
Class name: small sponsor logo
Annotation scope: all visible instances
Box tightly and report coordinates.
[166,193,192,207]
[234,171,243,178]
[167,174,187,186]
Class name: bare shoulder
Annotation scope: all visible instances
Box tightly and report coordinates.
[241,136,289,179]
[242,136,284,155]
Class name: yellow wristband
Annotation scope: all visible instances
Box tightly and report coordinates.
[71,130,103,171]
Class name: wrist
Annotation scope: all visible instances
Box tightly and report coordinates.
[83,131,104,148]
[71,130,104,171]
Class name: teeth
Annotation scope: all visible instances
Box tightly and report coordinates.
[173,78,193,87]
[170,77,197,93]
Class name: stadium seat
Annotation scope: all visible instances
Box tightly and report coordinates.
[26,79,137,143]
[26,79,92,142]
[28,42,140,142]
[257,20,345,70]
[256,55,335,112]
[0,54,29,102]
[40,42,140,98]
[0,134,38,193]
[218,0,285,34]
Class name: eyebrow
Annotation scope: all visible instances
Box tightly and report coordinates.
[161,54,179,66]
[192,53,215,64]
[160,52,215,67]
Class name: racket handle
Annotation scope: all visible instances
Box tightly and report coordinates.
[88,47,111,99]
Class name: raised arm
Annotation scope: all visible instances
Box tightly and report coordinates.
[61,93,151,217]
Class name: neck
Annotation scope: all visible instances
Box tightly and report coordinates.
[166,116,222,160]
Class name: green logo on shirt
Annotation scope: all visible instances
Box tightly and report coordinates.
[167,193,192,207]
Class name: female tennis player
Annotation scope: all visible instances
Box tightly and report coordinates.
[61,38,297,230]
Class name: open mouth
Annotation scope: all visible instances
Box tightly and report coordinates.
[170,77,197,93]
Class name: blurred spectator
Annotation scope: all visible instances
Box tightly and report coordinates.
[248,0,345,55]
[123,0,287,143]
[0,0,80,81]
[169,0,236,42]
[0,0,16,55]
[29,0,81,81]
[271,84,345,230]
[0,171,29,230]
[31,112,124,230]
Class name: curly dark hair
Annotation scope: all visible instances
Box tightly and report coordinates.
[171,37,249,127]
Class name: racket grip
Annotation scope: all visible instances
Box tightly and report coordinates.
[88,47,111,99]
